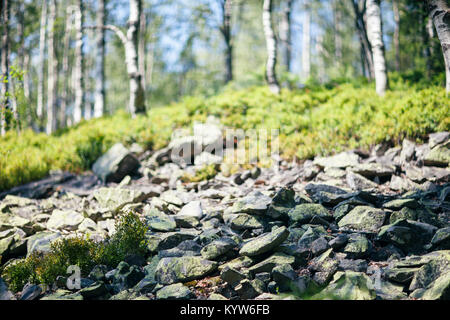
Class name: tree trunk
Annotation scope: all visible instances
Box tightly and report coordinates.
[1,0,10,136]
[37,0,47,122]
[392,0,400,71]
[127,0,146,115]
[139,2,147,91]
[351,0,374,79]
[220,0,233,83]
[334,0,343,66]
[60,7,71,128]
[46,0,58,134]
[279,0,292,72]
[94,0,106,118]
[262,0,280,94]
[427,0,450,92]
[73,0,85,124]
[302,7,311,80]
[366,0,388,96]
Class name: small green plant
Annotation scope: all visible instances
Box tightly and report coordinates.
[1,212,148,292]
[181,164,219,183]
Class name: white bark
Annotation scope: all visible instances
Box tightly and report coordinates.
[60,8,71,128]
[366,0,388,96]
[46,0,57,134]
[1,0,9,136]
[94,0,106,118]
[427,0,450,93]
[37,0,47,121]
[262,0,280,94]
[302,8,311,80]
[73,0,84,124]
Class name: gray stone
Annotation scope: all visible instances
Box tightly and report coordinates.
[338,206,386,232]
[288,203,331,224]
[20,283,42,300]
[313,152,360,169]
[177,201,204,219]
[92,143,140,183]
[239,226,289,256]
[156,283,193,300]
[201,237,237,260]
[231,191,272,215]
[155,256,218,284]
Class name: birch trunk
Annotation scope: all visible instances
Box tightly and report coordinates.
[279,0,292,72]
[138,3,146,91]
[73,0,85,124]
[392,0,400,71]
[1,0,10,136]
[46,0,57,134]
[427,0,450,92]
[262,0,280,94]
[37,0,48,123]
[60,8,71,128]
[127,0,146,115]
[94,0,106,118]
[302,8,311,80]
[220,0,233,83]
[334,0,343,65]
[366,0,388,96]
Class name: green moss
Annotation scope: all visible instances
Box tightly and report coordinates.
[180,164,218,183]
[1,212,148,292]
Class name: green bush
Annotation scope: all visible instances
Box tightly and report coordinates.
[1,83,449,192]
[1,212,148,292]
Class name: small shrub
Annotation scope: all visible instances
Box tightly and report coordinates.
[1,212,148,292]
[180,164,218,183]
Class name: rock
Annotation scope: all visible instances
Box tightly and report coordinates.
[338,259,368,272]
[346,171,378,190]
[313,271,376,300]
[78,218,97,233]
[235,279,264,299]
[227,214,264,230]
[27,231,61,255]
[78,282,108,299]
[400,139,416,162]
[338,206,386,232]
[155,256,218,284]
[431,227,450,249]
[272,264,296,292]
[157,283,193,300]
[147,231,198,252]
[88,265,108,282]
[194,152,222,166]
[311,237,330,256]
[220,267,249,288]
[424,143,450,167]
[389,207,418,224]
[248,253,295,275]
[231,191,272,215]
[288,203,331,224]
[239,226,289,256]
[350,163,395,178]
[313,152,360,169]
[384,267,419,284]
[429,132,450,149]
[145,207,176,232]
[410,272,450,300]
[112,262,145,290]
[201,237,237,260]
[267,188,296,219]
[382,198,419,210]
[377,219,437,253]
[304,183,352,205]
[177,201,204,219]
[92,143,140,183]
[168,136,203,165]
[46,209,84,231]
[329,234,348,249]
[208,293,228,300]
[40,289,83,300]
[0,278,14,300]
[93,187,146,212]
[20,283,42,300]
[343,234,371,259]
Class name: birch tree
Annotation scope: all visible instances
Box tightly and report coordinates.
[427,0,450,93]
[46,0,57,134]
[60,7,72,128]
[219,0,233,83]
[392,0,400,71]
[262,0,280,94]
[37,0,47,122]
[73,0,85,124]
[302,4,311,80]
[366,0,388,96]
[94,0,106,118]
[351,0,374,79]
[1,0,10,136]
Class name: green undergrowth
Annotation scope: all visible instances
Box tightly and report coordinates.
[1,82,449,191]
[1,212,148,292]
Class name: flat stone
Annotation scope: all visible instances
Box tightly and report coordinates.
[155,256,218,284]
[314,152,360,169]
[338,206,386,232]
[231,191,272,215]
[46,210,84,231]
[288,203,331,224]
[156,283,193,300]
[239,226,289,256]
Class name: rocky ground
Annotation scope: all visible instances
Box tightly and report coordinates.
[0,123,449,300]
